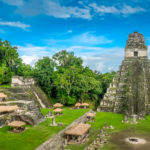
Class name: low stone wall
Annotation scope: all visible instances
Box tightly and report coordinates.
[36,109,92,150]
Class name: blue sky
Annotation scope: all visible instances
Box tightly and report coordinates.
[0,0,150,72]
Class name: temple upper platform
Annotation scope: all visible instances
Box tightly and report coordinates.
[125,32,148,58]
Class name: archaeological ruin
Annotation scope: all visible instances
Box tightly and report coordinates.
[98,32,150,118]
[0,76,51,127]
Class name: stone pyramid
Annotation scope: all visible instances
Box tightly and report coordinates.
[98,32,150,118]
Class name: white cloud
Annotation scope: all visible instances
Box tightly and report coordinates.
[17,43,126,73]
[1,0,24,6]
[45,0,91,19]
[47,32,112,46]
[108,67,114,72]
[68,45,124,72]
[14,0,91,19]
[72,32,112,45]
[121,5,146,15]
[82,55,104,71]
[0,20,30,30]
[89,3,119,14]
[21,55,39,66]
[17,44,50,56]
[1,0,146,19]
[89,3,146,15]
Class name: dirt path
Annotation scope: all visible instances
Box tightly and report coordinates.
[110,129,150,150]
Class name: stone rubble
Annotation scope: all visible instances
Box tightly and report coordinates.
[84,124,114,150]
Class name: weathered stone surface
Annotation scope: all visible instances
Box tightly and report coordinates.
[36,110,93,150]
[11,76,35,87]
[125,32,147,58]
[98,32,150,118]
[0,115,8,127]
[11,76,51,107]
[0,86,45,127]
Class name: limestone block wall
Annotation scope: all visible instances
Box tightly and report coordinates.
[125,49,147,58]
[36,110,92,150]
[98,57,150,117]
[11,76,35,87]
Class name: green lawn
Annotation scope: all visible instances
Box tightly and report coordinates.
[67,112,150,150]
[0,108,88,150]
[0,84,11,88]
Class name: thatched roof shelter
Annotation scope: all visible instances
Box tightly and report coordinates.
[53,108,63,113]
[75,103,81,107]
[0,105,19,113]
[86,113,95,118]
[65,123,91,136]
[0,93,7,99]
[53,103,63,108]
[82,103,89,107]
[8,121,26,128]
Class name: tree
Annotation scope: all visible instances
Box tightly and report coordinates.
[53,50,83,68]
[0,64,12,84]
[0,40,21,73]
[0,37,115,108]
[17,64,34,77]
[101,71,116,95]
[0,39,23,84]
[34,57,55,97]
[54,66,82,104]
[52,51,104,106]
[52,50,84,104]
[74,67,103,105]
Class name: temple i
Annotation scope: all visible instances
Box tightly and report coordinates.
[98,32,150,119]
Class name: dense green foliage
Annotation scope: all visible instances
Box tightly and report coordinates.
[34,50,115,106]
[0,39,115,106]
[0,108,88,150]
[34,57,55,97]
[0,39,33,84]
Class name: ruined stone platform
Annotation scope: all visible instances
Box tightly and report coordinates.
[98,32,150,118]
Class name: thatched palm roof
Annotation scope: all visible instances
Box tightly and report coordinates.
[86,113,95,118]
[0,105,19,113]
[8,121,26,127]
[53,108,63,113]
[82,103,89,106]
[0,93,7,98]
[75,103,81,107]
[65,123,91,136]
[53,103,63,108]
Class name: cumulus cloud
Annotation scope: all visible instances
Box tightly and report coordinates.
[21,55,39,66]
[121,5,146,15]
[47,32,112,46]
[17,44,52,65]
[89,3,146,16]
[82,55,104,71]
[67,45,124,72]
[72,32,112,45]
[17,44,50,56]
[13,0,91,19]
[17,42,125,73]
[0,20,30,30]
[1,0,24,6]
[44,0,91,19]
[1,0,146,19]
